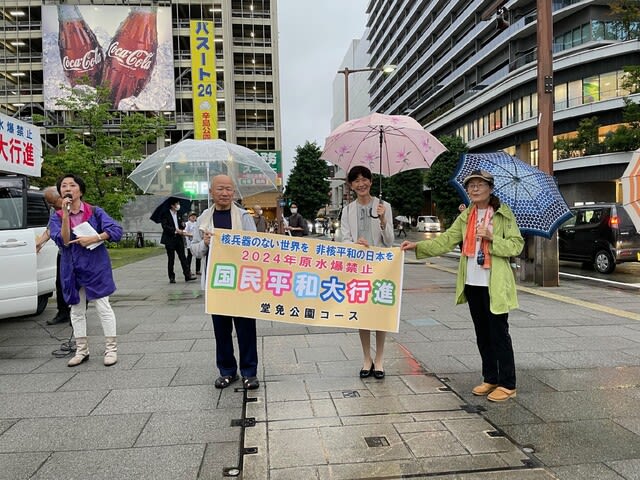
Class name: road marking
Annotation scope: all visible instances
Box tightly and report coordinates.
[423,263,640,322]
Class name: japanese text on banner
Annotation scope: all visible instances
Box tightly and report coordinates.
[205,230,404,332]
[0,112,42,177]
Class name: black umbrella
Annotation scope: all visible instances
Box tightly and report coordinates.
[149,195,193,224]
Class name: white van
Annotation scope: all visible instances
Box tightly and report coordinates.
[0,175,57,319]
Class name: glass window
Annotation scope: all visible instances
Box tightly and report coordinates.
[583,76,600,103]
[592,20,604,41]
[555,82,568,110]
[581,24,590,44]
[512,100,520,122]
[600,72,617,100]
[572,27,581,47]
[522,96,531,119]
[568,80,582,107]
[618,70,631,96]
[531,92,538,117]
[489,112,495,132]
[478,116,485,136]
[501,105,508,127]
[563,32,572,49]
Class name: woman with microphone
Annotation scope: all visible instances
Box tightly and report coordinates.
[49,174,123,367]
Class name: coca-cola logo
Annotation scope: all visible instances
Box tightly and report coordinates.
[106,42,154,70]
[62,47,103,72]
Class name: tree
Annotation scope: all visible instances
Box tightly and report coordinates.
[424,136,468,227]
[284,141,330,221]
[32,85,165,219]
[610,0,640,39]
[378,170,425,219]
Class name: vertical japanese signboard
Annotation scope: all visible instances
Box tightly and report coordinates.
[205,231,403,332]
[0,112,42,177]
[190,20,218,139]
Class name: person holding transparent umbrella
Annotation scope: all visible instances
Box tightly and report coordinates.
[340,166,394,379]
[401,170,524,402]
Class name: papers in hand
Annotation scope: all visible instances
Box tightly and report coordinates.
[72,222,103,250]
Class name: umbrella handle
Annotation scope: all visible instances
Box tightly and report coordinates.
[379,126,384,197]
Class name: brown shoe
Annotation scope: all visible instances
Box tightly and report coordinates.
[472,382,498,396]
[487,386,517,402]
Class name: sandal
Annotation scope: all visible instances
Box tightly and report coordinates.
[242,376,260,390]
[214,375,238,389]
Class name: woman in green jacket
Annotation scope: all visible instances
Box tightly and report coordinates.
[401,170,524,402]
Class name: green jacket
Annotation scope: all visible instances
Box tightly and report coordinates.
[415,203,524,314]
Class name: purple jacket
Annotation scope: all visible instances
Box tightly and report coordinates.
[50,203,123,305]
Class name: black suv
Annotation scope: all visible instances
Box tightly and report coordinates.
[558,203,640,273]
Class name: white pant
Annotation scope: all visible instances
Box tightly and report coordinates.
[70,288,117,338]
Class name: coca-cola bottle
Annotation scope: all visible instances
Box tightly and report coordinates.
[57,5,104,87]
[101,6,158,108]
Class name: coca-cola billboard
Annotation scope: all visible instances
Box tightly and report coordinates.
[42,5,175,111]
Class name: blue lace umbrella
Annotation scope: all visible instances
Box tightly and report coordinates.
[451,152,573,239]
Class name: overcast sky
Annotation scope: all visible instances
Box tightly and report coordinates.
[277,0,369,180]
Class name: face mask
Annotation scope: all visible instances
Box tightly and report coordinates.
[258,210,263,215]
[290,208,297,214]
[174,205,180,211]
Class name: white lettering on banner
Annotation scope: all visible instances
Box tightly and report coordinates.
[62,47,103,72]
[106,42,154,70]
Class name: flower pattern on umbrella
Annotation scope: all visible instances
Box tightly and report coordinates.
[321,113,447,195]
[451,152,573,239]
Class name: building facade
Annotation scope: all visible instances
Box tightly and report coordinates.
[1,0,282,220]
[358,0,638,206]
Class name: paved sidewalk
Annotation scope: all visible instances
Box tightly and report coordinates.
[1,238,639,479]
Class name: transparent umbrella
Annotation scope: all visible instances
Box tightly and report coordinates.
[128,139,278,202]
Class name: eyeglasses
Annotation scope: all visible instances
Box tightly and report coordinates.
[466,182,490,190]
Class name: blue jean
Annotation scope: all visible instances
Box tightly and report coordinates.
[211,314,258,378]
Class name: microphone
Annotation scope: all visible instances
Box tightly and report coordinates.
[64,194,72,212]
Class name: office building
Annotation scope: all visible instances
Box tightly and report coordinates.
[352,0,638,206]
[1,0,282,215]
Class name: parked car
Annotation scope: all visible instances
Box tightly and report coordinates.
[416,215,441,232]
[558,203,640,274]
[0,176,57,319]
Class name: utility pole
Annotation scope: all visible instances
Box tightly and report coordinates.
[534,0,560,286]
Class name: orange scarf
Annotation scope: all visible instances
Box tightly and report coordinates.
[462,205,493,269]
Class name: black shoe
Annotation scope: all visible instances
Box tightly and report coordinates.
[373,367,385,379]
[359,362,374,378]
[214,375,238,389]
[169,279,176,284]
[185,275,197,282]
[242,376,260,390]
[47,313,71,325]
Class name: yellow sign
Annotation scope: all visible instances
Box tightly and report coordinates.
[190,20,218,139]
[205,231,404,332]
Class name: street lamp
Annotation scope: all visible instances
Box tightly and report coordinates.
[337,64,396,121]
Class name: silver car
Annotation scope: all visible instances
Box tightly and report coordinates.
[416,215,441,232]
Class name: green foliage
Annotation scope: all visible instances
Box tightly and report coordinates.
[424,136,468,227]
[575,117,603,155]
[610,0,640,39]
[31,84,165,220]
[555,117,603,157]
[622,65,640,94]
[284,141,330,220]
[603,125,640,152]
[376,170,425,218]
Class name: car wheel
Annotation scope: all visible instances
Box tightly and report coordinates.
[36,294,50,315]
[593,249,616,274]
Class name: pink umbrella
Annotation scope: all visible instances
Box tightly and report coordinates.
[621,148,640,231]
[321,113,447,195]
